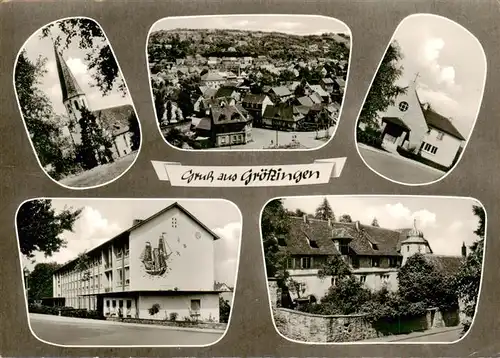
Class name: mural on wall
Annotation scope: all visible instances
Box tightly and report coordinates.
[139,233,173,276]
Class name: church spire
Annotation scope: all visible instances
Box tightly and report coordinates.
[53,44,85,103]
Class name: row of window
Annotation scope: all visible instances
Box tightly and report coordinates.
[286,255,401,270]
[421,141,439,155]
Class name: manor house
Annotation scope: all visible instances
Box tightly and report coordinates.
[277,215,466,304]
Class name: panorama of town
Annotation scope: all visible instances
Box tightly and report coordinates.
[148,29,350,150]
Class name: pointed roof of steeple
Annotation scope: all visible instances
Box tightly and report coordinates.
[54,45,84,102]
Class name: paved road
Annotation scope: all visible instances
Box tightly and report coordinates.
[210,127,334,150]
[358,146,445,184]
[29,314,224,346]
[360,327,462,343]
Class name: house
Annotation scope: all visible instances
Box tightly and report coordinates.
[54,46,136,162]
[276,215,466,305]
[306,84,330,103]
[195,101,252,147]
[262,104,306,131]
[376,81,465,168]
[200,71,226,88]
[51,202,224,322]
[267,86,294,103]
[214,86,241,102]
[241,93,273,126]
[320,77,335,93]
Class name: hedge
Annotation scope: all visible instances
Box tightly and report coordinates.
[357,130,383,149]
[28,304,104,320]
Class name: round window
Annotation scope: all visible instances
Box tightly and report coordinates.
[398,101,409,112]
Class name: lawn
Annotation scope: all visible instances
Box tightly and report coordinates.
[58,153,138,188]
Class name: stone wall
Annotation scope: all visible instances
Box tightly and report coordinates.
[269,281,461,343]
[274,308,378,342]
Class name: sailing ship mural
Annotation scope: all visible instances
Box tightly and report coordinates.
[139,233,173,276]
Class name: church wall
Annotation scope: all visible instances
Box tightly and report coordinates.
[420,129,462,168]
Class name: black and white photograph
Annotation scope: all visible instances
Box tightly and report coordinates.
[146,15,351,150]
[14,17,142,189]
[355,14,486,185]
[262,196,486,343]
[17,198,241,347]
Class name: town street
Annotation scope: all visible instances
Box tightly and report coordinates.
[29,313,224,346]
[211,127,334,150]
[358,145,446,184]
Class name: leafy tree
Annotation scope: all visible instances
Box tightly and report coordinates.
[311,276,371,315]
[17,199,82,259]
[154,87,167,124]
[294,208,307,217]
[166,100,173,123]
[314,198,335,221]
[261,199,291,286]
[27,262,62,301]
[14,51,72,177]
[77,107,114,169]
[338,214,353,223]
[398,253,458,312]
[127,112,141,151]
[219,297,231,323]
[317,255,352,282]
[358,41,407,129]
[455,205,486,321]
[42,18,126,96]
[371,217,380,227]
[74,251,92,282]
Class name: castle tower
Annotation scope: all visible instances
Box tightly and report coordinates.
[54,45,89,128]
[401,219,433,265]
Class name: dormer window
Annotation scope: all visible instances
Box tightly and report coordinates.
[307,237,319,248]
[277,234,287,246]
[371,243,379,251]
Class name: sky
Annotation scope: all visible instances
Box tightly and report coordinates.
[21,199,242,286]
[388,14,486,138]
[19,18,133,116]
[150,15,350,36]
[282,196,484,257]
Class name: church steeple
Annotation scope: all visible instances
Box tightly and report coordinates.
[53,45,85,102]
[53,44,89,132]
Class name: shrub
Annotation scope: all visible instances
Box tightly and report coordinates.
[148,303,160,316]
[219,297,231,323]
[356,129,383,149]
[169,312,178,321]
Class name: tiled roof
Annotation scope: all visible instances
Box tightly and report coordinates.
[270,86,292,97]
[421,107,466,141]
[263,104,301,122]
[243,93,268,104]
[423,254,464,277]
[214,86,238,99]
[281,216,403,257]
[210,103,248,125]
[297,96,314,107]
[93,104,135,136]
